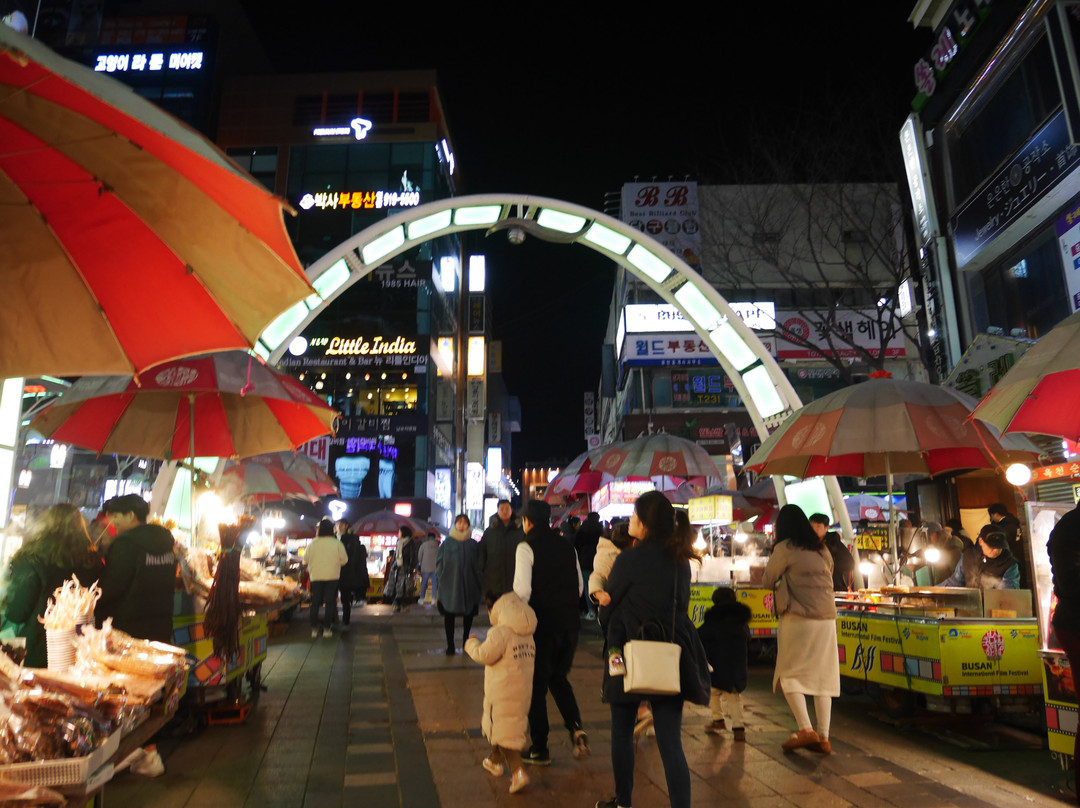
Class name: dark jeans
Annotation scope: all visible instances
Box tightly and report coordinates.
[310,579,337,629]
[1055,621,1080,803]
[338,586,358,625]
[444,614,473,650]
[610,697,689,808]
[528,627,582,752]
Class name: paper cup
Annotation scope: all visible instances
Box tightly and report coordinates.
[75,612,94,636]
[46,627,77,671]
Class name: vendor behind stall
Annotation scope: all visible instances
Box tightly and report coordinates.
[96,494,177,642]
[940,526,1019,590]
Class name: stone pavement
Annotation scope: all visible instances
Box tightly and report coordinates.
[106,602,1075,807]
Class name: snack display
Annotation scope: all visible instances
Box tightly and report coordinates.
[39,580,101,632]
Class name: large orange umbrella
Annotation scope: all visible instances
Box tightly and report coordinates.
[745,375,1038,578]
[0,27,312,378]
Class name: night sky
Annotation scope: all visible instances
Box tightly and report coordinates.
[243,3,931,474]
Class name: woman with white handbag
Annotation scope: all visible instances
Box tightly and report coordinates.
[762,503,840,754]
[596,492,710,808]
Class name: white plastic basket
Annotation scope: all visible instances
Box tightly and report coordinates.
[0,731,119,787]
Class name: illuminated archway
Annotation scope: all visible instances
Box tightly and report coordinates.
[261,193,852,534]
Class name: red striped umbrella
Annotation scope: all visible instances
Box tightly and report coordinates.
[0,27,312,378]
[30,352,337,460]
[222,451,339,500]
[218,462,315,503]
[970,309,1080,441]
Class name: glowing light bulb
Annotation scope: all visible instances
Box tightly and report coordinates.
[1005,463,1032,486]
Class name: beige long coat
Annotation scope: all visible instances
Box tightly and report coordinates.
[464,592,537,749]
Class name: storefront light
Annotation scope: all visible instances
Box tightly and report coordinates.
[1005,463,1032,486]
[439,255,458,293]
[469,255,486,292]
[467,336,485,377]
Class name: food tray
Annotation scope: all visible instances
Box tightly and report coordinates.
[0,731,119,787]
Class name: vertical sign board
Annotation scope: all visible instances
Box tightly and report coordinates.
[1058,198,1080,312]
[469,294,485,333]
[466,378,485,420]
[488,412,502,446]
[584,392,595,439]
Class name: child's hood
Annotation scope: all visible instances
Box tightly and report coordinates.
[704,600,752,624]
[490,591,537,636]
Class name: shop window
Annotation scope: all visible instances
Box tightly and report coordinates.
[348,142,390,170]
[974,228,1069,337]
[946,35,1060,210]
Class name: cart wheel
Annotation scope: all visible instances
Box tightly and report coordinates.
[877,686,917,718]
[246,663,264,705]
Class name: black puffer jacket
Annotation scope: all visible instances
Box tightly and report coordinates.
[697,600,751,693]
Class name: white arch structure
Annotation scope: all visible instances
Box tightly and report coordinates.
[259,193,853,536]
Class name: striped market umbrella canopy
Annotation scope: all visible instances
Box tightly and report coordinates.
[30,352,337,460]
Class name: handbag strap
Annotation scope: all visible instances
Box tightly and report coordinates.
[670,564,677,642]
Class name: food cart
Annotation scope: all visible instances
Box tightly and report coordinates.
[835,586,1042,716]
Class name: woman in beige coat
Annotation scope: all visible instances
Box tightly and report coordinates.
[465,590,537,794]
[762,504,839,755]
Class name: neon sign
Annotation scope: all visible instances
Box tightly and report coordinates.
[94,51,204,73]
[313,117,373,140]
[322,336,417,357]
[298,190,421,211]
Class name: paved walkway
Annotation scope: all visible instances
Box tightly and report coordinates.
[106,603,1075,807]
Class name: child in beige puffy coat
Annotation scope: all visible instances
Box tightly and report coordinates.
[465,590,537,794]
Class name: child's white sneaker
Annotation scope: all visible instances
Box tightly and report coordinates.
[482,757,504,777]
[509,767,529,794]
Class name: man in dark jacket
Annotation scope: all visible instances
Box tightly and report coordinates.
[574,512,602,616]
[942,526,1019,590]
[335,519,369,628]
[513,499,588,765]
[478,499,524,598]
[809,513,855,591]
[96,494,177,642]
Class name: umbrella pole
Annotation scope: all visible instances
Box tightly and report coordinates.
[887,455,898,584]
[188,393,195,550]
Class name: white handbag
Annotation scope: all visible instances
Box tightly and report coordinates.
[623,638,682,695]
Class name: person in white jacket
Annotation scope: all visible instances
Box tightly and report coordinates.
[306,519,348,639]
[465,590,537,794]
